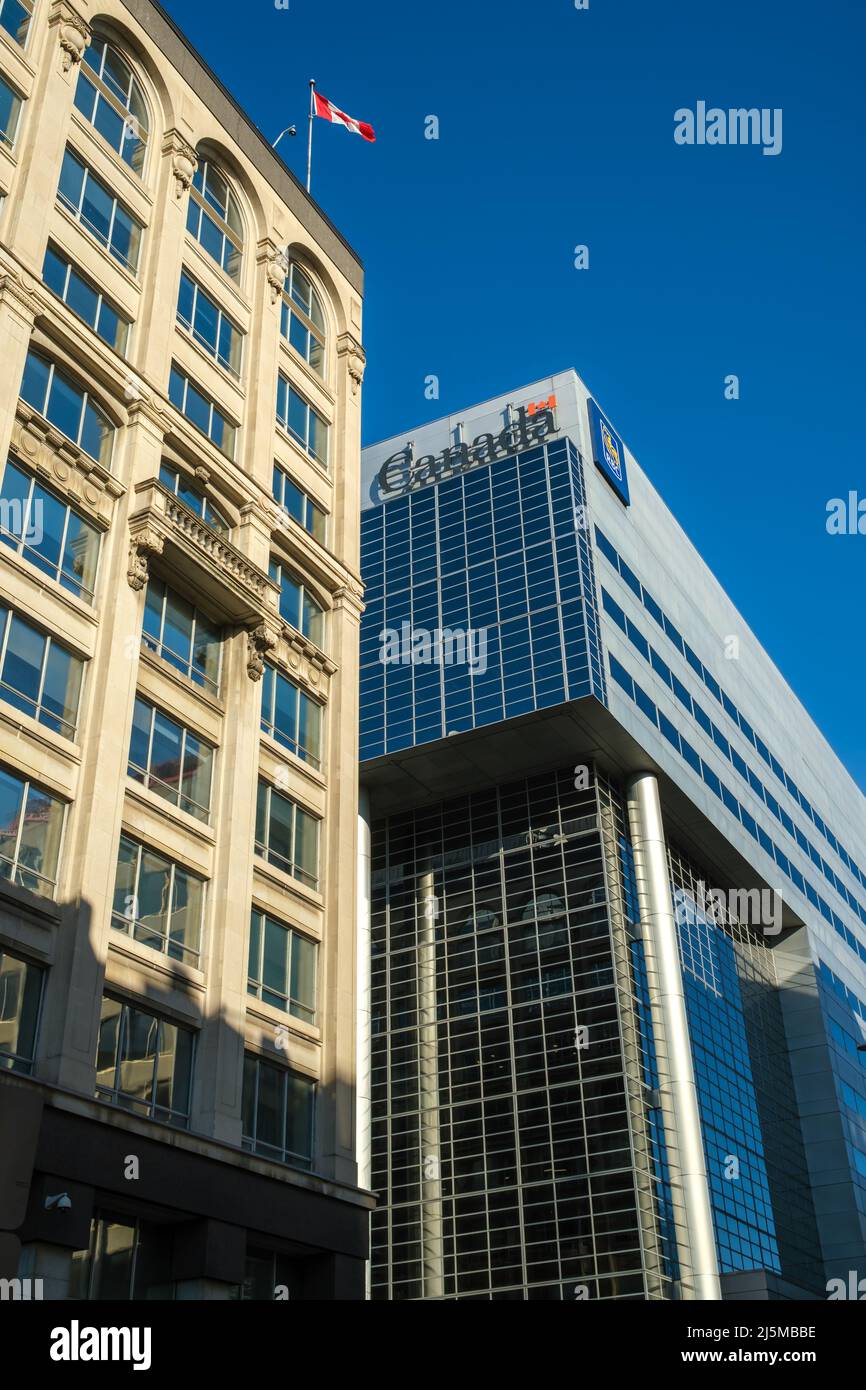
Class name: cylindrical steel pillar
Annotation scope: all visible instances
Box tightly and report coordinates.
[625,771,721,1301]
[417,869,444,1298]
[356,785,373,1298]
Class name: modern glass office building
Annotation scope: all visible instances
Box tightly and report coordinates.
[357,371,866,1300]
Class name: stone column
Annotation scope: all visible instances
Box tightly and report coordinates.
[3,1,92,272]
[316,581,364,1185]
[44,396,168,1093]
[0,270,40,466]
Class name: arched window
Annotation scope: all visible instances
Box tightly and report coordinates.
[187,157,243,282]
[269,559,324,648]
[159,463,229,535]
[74,32,149,175]
[19,349,114,468]
[281,262,325,377]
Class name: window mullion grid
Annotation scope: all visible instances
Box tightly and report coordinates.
[132,840,144,930]
[186,608,198,682]
[178,724,188,810]
[166,860,177,952]
[18,474,36,558]
[56,500,72,587]
[280,1066,289,1161]
[33,629,50,717]
[252,1055,261,1146]
[114,1000,128,1099]
[8,776,28,875]
[144,701,156,789]
[264,783,273,861]
[148,1015,161,1117]
[256,911,266,994]
[157,583,169,653]
[106,195,119,260]
[286,925,296,1009]
[0,608,11,681]
[128,1219,141,1300]
[42,360,56,417]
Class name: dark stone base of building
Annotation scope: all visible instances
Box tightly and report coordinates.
[0,1073,370,1301]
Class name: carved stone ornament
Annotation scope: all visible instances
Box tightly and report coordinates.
[247,623,279,681]
[347,350,365,395]
[266,247,289,305]
[128,529,164,591]
[337,332,366,396]
[58,11,90,73]
[162,130,199,201]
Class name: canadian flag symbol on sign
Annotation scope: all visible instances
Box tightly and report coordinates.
[314,91,376,142]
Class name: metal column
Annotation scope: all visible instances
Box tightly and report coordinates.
[417,869,444,1298]
[356,786,372,1298]
[625,771,721,1301]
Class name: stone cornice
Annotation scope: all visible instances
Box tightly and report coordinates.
[0,265,43,322]
[12,405,123,519]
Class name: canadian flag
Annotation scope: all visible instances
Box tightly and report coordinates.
[314,91,376,143]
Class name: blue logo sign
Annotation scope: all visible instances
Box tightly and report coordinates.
[588,399,630,505]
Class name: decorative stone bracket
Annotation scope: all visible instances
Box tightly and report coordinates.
[258,239,289,306]
[247,622,281,682]
[337,331,366,397]
[50,0,91,74]
[162,129,199,201]
[128,528,164,592]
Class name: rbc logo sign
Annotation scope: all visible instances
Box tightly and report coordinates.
[588,398,630,505]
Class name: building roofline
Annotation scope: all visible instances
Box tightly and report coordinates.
[361,367,581,451]
[121,0,364,294]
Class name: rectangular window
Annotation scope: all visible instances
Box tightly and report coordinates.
[0,604,84,738]
[168,363,236,459]
[176,270,242,376]
[0,457,101,602]
[271,462,326,543]
[141,576,221,694]
[19,351,114,468]
[0,764,65,898]
[111,832,205,966]
[255,780,320,890]
[70,1210,173,1301]
[57,147,142,273]
[0,949,43,1074]
[242,1052,315,1168]
[0,0,32,48]
[248,908,317,1023]
[96,995,194,1127]
[260,665,322,769]
[0,73,22,146]
[42,244,130,355]
[128,695,213,822]
[276,375,329,468]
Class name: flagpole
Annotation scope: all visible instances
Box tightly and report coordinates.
[306,78,315,193]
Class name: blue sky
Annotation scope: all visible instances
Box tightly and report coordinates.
[164,0,866,794]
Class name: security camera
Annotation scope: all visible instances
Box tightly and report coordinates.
[287,125,297,137]
[44,1192,72,1212]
